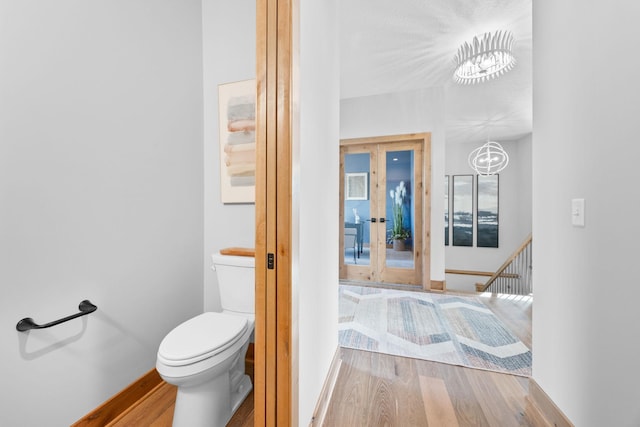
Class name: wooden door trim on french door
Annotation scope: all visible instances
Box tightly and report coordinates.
[339,143,379,282]
[340,133,432,290]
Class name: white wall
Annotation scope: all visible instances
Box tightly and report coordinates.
[534,1,640,425]
[202,0,256,312]
[445,134,532,291]
[295,0,340,424]
[0,1,203,425]
[340,88,446,282]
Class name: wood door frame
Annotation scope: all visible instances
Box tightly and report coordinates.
[255,0,294,426]
[340,134,432,290]
[339,143,379,282]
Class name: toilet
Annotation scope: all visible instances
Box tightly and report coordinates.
[156,251,255,427]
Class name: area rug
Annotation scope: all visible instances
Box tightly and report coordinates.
[339,284,531,376]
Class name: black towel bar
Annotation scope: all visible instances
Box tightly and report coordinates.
[16,300,97,332]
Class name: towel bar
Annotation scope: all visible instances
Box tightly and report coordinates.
[16,300,97,332]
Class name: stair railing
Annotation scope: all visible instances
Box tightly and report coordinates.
[477,233,532,295]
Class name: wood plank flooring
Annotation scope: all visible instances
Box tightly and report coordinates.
[322,291,533,427]
[478,293,532,349]
[323,348,531,427]
[109,291,532,426]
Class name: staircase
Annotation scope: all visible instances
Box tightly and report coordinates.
[476,233,532,295]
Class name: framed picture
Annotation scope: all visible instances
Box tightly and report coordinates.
[445,175,449,246]
[452,175,473,247]
[345,172,368,200]
[218,79,256,204]
[477,174,499,248]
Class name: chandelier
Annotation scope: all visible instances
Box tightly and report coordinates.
[468,141,509,175]
[453,30,516,84]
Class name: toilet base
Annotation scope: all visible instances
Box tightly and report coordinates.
[171,372,252,427]
[231,374,252,413]
[170,373,252,427]
[172,371,228,427]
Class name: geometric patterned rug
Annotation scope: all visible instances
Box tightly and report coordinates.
[339,284,532,377]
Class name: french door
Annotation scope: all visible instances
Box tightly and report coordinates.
[339,135,428,286]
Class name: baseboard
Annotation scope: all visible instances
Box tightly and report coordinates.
[525,378,574,427]
[72,368,163,427]
[309,347,342,427]
[430,280,446,292]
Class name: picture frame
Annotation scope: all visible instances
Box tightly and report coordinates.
[445,175,449,246]
[345,172,368,200]
[452,175,473,247]
[218,78,256,204]
[477,174,499,248]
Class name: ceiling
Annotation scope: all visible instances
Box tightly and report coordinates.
[339,0,532,146]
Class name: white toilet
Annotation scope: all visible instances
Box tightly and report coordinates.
[156,251,255,427]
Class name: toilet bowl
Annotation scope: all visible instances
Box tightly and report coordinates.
[156,251,255,427]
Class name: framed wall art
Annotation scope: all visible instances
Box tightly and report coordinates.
[452,175,473,247]
[218,79,256,204]
[445,175,449,246]
[345,172,368,200]
[477,174,499,248]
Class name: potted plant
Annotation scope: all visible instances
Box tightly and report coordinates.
[389,181,411,251]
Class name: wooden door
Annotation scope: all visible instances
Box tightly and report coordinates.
[340,134,430,287]
[255,0,293,425]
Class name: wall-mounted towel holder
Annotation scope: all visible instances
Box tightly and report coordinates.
[16,300,97,332]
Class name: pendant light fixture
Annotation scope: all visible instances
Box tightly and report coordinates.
[454,30,516,85]
[468,140,509,175]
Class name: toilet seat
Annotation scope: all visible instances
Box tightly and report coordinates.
[158,312,248,367]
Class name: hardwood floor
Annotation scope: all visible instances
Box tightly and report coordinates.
[323,291,533,427]
[108,291,531,426]
[324,348,531,427]
[477,292,532,349]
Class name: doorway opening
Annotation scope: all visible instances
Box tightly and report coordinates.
[339,133,431,288]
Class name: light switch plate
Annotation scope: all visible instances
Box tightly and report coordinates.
[572,198,585,227]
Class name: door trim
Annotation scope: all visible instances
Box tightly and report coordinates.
[340,133,432,290]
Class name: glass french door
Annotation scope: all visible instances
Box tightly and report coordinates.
[339,140,423,285]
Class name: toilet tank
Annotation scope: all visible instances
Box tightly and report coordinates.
[211,252,255,315]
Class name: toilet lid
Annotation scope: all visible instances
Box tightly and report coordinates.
[158,312,248,366]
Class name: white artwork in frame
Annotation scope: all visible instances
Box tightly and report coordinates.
[218,78,256,204]
[345,172,368,200]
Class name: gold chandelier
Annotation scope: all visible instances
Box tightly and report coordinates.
[453,30,516,84]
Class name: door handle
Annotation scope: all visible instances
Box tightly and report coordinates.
[370,218,377,223]
[379,218,386,223]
